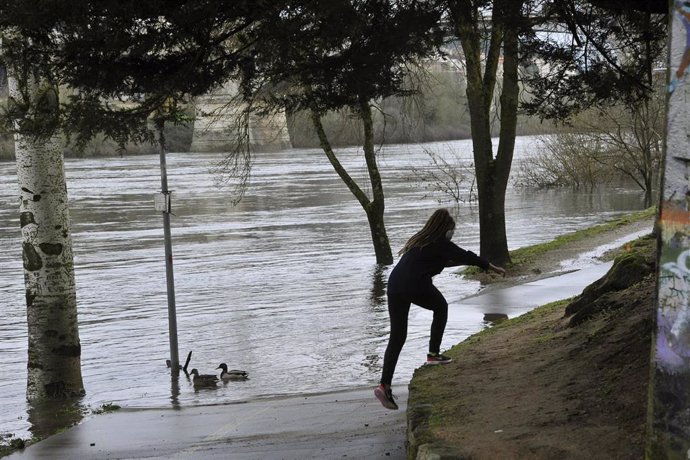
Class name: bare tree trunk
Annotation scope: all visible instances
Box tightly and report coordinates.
[488,0,520,265]
[450,0,521,265]
[310,104,393,265]
[9,72,85,400]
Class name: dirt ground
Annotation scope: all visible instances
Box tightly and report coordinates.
[408,216,656,459]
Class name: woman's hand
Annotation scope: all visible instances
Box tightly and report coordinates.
[489,263,506,277]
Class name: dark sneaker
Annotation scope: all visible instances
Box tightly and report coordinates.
[426,353,452,365]
[374,384,399,410]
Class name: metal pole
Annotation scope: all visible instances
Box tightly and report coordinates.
[156,118,180,375]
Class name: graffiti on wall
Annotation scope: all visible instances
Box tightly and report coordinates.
[648,2,690,455]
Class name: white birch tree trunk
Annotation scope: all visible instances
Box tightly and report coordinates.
[8,72,85,400]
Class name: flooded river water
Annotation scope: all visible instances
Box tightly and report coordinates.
[0,136,646,438]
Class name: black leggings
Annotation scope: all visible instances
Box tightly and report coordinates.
[380,284,448,385]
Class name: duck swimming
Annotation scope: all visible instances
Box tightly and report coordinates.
[190,368,219,386]
[217,363,249,381]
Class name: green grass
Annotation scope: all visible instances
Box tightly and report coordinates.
[410,299,569,400]
[452,299,568,350]
[91,402,121,415]
[464,207,655,276]
[508,207,655,267]
[410,298,582,437]
[0,435,38,457]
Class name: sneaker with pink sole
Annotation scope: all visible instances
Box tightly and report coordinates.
[374,384,399,410]
[426,352,452,365]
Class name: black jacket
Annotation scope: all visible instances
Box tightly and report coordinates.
[387,238,489,295]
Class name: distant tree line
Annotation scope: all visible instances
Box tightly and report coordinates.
[0,103,194,161]
[288,68,556,149]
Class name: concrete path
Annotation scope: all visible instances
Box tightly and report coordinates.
[9,263,614,460]
[8,387,409,460]
[451,262,613,318]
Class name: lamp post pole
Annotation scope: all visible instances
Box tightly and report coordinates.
[155,117,180,375]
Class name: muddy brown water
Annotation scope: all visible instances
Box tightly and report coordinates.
[0,136,646,438]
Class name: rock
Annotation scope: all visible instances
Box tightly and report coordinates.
[416,443,471,460]
[484,313,509,324]
[564,235,656,326]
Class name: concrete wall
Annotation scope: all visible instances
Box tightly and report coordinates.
[648,4,690,456]
[190,81,292,153]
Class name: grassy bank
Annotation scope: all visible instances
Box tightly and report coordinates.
[508,207,656,268]
[407,225,656,459]
[464,206,655,282]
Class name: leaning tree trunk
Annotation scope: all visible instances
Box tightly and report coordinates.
[310,102,393,265]
[9,73,85,400]
[359,99,393,265]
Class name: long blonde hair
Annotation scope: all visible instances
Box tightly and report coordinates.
[399,209,455,255]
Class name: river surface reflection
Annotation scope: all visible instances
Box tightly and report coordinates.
[0,136,646,437]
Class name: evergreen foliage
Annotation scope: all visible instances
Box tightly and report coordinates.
[520,0,667,121]
[0,0,284,146]
[234,1,444,116]
[0,1,667,143]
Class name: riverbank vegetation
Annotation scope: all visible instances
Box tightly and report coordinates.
[504,207,655,270]
[286,68,557,149]
[0,81,555,163]
[514,85,664,208]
